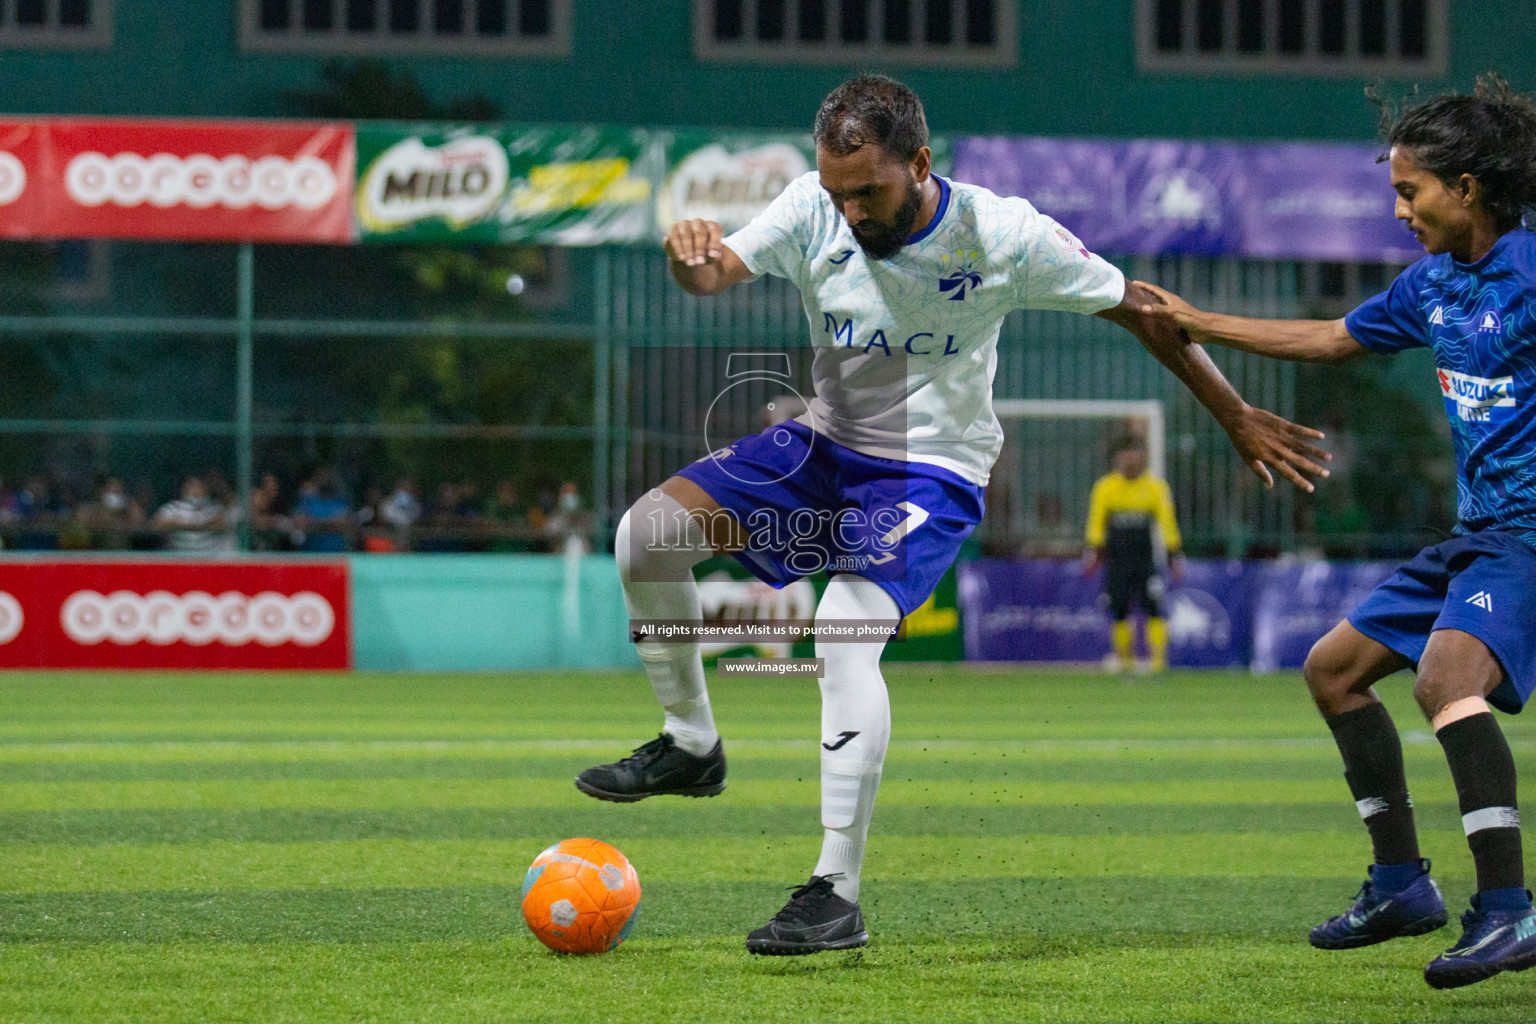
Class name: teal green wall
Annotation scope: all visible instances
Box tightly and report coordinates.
[349,554,636,671]
[3,2,1533,140]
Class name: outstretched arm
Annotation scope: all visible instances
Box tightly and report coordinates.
[1096,281,1332,492]
[1133,281,1369,365]
[664,218,755,296]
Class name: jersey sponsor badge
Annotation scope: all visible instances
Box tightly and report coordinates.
[1051,225,1092,259]
[1437,366,1515,424]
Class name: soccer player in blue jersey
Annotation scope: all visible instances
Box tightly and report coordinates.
[577,74,1328,955]
[1139,74,1536,990]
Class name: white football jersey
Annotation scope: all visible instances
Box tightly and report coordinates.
[723,172,1125,485]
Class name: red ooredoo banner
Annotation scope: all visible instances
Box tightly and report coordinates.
[0,560,351,669]
[0,119,355,242]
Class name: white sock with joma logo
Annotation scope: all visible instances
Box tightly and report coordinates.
[811,575,896,903]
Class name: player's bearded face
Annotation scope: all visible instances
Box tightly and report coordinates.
[848,176,923,261]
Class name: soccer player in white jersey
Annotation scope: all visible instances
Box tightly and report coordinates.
[575,75,1329,954]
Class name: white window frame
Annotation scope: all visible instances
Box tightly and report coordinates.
[238,0,571,58]
[0,0,112,49]
[694,0,1017,69]
[1135,0,1447,77]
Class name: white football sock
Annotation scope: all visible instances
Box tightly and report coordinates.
[616,490,719,756]
[811,574,897,903]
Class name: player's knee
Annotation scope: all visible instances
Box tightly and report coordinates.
[1411,668,1463,720]
[1301,639,1350,708]
[1411,673,1444,718]
[615,491,704,582]
[814,576,898,669]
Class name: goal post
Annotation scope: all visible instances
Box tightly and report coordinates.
[991,399,1166,478]
[984,399,1167,556]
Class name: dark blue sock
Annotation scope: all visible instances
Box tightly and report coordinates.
[1477,886,1533,913]
[1371,859,1427,895]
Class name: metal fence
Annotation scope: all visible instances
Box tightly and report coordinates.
[0,240,1447,557]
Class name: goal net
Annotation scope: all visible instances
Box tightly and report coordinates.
[982,399,1167,557]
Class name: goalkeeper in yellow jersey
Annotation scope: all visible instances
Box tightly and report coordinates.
[1084,436,1184,672]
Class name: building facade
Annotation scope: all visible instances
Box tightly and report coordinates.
[0,2,1530,139]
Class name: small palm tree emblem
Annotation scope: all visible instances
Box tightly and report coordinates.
[938,249,983,300]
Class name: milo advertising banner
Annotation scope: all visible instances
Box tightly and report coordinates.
[355,124,659,244]
[656,129,952,235]
[656,132,815,234]
[354,124,955,244]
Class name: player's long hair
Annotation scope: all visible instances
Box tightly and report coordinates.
[813,74,929,163]
[1374,73,1536,233]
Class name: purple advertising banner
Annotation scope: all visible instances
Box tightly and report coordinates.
[954,137,1424,263]
[958,558,1253,668]
[960,558,1105,663]
[1249,560,1399,672]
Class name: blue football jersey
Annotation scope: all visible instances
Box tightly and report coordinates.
[1344,229,1536,546]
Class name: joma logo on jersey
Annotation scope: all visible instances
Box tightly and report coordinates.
[938,249,983,301]
[823,314,961,356]
[1437,367,1516,423]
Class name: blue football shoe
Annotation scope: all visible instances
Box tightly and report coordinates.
[1424,895,1536,990]
[1309,861,1448,950]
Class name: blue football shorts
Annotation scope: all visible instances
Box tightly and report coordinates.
[1347,528,1536,713]
[674,419,985,617]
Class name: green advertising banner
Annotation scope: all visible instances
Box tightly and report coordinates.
[355,124,660,244]
[879,565,962,662]
[685,557,962,664]
[655,131,815,235]
[355,123,953,245]
[655,130,951,235]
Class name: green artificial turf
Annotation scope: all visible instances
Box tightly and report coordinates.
[1,666,1533,1023]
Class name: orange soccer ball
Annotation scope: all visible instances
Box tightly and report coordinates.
[520,837,642,954]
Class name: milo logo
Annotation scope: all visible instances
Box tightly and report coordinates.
[358,135,509,231]
[658,142,809,232]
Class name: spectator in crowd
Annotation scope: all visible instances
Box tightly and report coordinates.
[290,469,351,553]
[203,470,242,542]
[247,472,289,546]
[56,482,92,551]
[204,470,234,506]
[152,476,235,552]
[0,464,603,555]
[76,477,145,550]
[543,481,591,555]
[427,482,461,526]
[529,483,557,533]
[417,481,476,552]
[456,479,482,519]
[483,478,532,552]
[130,481,156,526]
[352,484,395,553]
[380,478,423,532]
[2,476,66,549]
[15,476,65,524]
